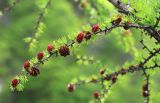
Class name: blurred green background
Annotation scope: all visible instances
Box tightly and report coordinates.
[0,0,160,103]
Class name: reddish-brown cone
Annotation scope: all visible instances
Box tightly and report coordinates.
[59,45,70,57]
[23,61,30,71]
[93,91,100,99]
[92,24,100,32]
[76,32,85,43]
[111,74,117,83]
[37,51,44,60]
[105,75,111,81]
[129,65,136,73]
[142,91,149,97]
[99,69,105,75]
[11,79,19,88]
[47,44,54,53]
[143,83,148,91]
[123,21,131,30]
[29,67,40,77]
[119,68,126,75]
[142,83,149,98]
[112,17,122,25]
[67,83,75,92]
[84,31,92,40]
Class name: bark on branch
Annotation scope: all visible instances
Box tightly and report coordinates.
[108,0,130,15]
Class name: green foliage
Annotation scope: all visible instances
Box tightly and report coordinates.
[0,0,160,103]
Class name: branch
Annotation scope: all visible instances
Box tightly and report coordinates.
[144,63,160,70]
[141,48,160,65]
[11,15,160,92]
[67,48,160,102]
[28,0,52,46]
[32,23,155,66]
[102,48,160,81]
[108,0,130,15]
[143,75,150,103]
[108,0,160,42]
[154,16,160,28]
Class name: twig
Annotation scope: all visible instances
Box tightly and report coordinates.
[153,16,160,28]
[28,0,52,46]
[108,0,130,15]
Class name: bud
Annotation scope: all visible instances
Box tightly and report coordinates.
[93,91,100,99]
[11,78,19,88]
[47,44,54,53]
[92,24,100,33]
[37,51,44,60]
[29,67,40,77]
[67,83,76,92]
[76,32,84,43]
[59,45,70,57]
[23,61,30,71]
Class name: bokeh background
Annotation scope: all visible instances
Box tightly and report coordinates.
[0,0,160,103]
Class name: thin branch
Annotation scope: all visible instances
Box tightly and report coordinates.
[140,33,151,53]
[144,75,150,103]
[141,48,160,65]
[108,0,130,15]
[101,48,160,81]
[144,63,160,70]
[28,0,52,46]
[153,16,160,28]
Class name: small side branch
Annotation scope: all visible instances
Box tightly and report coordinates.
[154,16,160,28]
[108,0,160,42]
[28,0,52,46]
[142,75,150,103]
[108,0,130,15]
